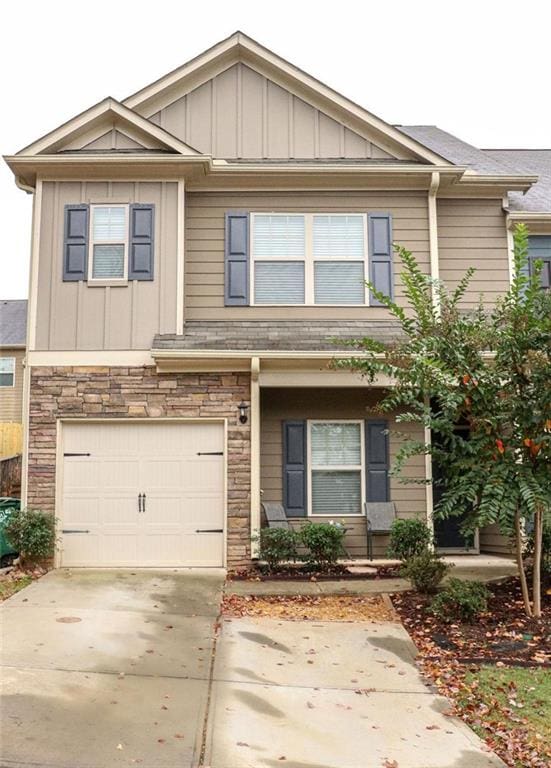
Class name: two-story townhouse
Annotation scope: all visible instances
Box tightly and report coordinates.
[0,299,27,458]
[5,32,550,569]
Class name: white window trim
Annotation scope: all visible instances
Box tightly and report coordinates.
[88,203,129,283]
[307,419,366,517]
[0,356,16,388]
[250,212,369,306]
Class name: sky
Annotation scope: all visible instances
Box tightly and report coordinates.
[1,0,550,299]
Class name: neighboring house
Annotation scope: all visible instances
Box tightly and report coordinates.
[0,300,27,458]
[4,32,550,568]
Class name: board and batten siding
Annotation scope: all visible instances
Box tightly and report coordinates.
[35,181,179,351]
[0,348,25,422]
[260,388,427,557]
[185,191,430,320]
[149,63,404,160]
[438,198,510,308]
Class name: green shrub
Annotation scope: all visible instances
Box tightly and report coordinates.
[3,509,56,564]
[430,578,490,623]
[401,551,450,593]
[388,518,432,561]
[298,522,346,570]
[257,527,298,571]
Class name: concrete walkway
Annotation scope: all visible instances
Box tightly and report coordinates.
[1,568,506,768]
[226,555,517,597]
[205,616,505,768]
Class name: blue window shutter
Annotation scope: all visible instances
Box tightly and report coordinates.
[365,420,390,502]
[129,204,155,280]
[368,213,393,304]
[283,420,306,516]
[225,212,249,306]
[63,204,89,281]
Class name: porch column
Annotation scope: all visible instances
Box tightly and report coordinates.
[424,421,434,541]
[250,356,261,557]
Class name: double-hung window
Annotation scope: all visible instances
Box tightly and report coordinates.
[0,357,15,388]
[528,236,551,290]
[251,213,368,305]
[308,421,365,516]
[89,205,128,281]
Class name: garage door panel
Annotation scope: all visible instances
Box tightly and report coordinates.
[62,497,100,526]
[61,421,225,567]
[100,496,140,527]
[101,533,139,565]
[179,458,224,488]
[183,534,224,566]
[141,460,184,488]
[61,534,101,567]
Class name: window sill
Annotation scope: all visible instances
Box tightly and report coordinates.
[87,280,129,288]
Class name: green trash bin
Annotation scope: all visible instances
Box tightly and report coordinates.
[0,497,21,566]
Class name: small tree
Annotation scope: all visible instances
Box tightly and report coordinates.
[339,224,551,617]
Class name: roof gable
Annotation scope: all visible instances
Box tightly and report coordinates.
[125,32,450,165]
[17,98,201,156]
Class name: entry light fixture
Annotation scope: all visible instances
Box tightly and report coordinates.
[238,401,249,424]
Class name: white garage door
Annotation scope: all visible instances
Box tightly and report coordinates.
[60,421,225,567]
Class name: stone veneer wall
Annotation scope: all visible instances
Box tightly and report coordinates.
[28,366,251,567]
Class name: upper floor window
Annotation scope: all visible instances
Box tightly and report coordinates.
[528,236,551,290]
[251,213,368,305]
[0,357,15,388]
[89,205,128,281]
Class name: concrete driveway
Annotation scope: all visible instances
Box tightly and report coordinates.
[1,570,505,768]
[1,569,223,768]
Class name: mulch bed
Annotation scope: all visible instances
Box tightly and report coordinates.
[222,593,397,622]
[392,576,551,768]
[392,576,550,667]
[226,565,401,581]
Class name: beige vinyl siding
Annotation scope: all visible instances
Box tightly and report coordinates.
[0,348,25,422]
[150,63,402,160]
[479,523,514,556]
[260,388,427,558]
[185,191,430,320]
[438,199,509,308]
[36,181,178,351]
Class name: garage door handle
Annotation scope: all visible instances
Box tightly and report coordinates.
[197,451,223,456]
[196,528,223,533]
[138,493,143,512]
[64,452,91,457]
[62,529,90,534]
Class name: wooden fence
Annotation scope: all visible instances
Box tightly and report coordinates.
[0,423,23,459]
[0,453,22,497]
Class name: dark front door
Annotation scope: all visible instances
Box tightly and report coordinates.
[432,423,476,550]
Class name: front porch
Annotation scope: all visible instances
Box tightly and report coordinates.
[259,385,429,559]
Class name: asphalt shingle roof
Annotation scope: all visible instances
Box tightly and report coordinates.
[483,149,551,213]
[398,126,551,214]
[154,321,403,353]
[0,300,27,347]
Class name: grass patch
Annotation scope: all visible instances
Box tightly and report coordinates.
[463,665,551,765]
[0,575,33,601]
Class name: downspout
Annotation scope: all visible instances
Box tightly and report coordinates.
[18,176,38,507]
[250,356,261,559]
[425,171,440,539]
[428,171,440,308]
[15,176,35,194]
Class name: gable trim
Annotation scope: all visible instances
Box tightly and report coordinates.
[124,32,451,166]
[17,98,202,157]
